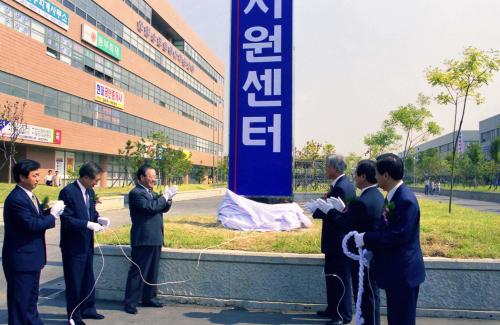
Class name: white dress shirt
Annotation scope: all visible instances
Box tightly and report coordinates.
[330,174,345,188]
[360,184,378,196]
[387,180,404,202]
[17,184,38,212]
[76,179,89,205]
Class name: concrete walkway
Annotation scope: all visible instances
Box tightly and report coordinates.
[1,294,499,325]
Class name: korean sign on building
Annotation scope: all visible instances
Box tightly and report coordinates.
[82,24,122,61]
[15,0,69,30]
[136,20,195,73]
[95,82,125,109]
[228,0,293,197]
[0,120,62,144]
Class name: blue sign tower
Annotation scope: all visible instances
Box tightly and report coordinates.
[229,0,293,198]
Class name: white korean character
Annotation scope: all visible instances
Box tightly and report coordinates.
[242,114,281,153]
[242,25,281,63]
[242,68,281,107]
[244,0,282,19]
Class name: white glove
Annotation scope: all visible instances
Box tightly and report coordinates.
[354,232,365,248]
[50,200,65,218]
[316,198,334,214]
[162,185,178,201]
[87,221,104,232]
[304,200,318,213]
[97,217,110,227]
[327,197,346,212]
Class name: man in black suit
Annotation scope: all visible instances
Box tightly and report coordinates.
[326,160,384,325]
[124,165,175,314]
[59,162,109,325]
[355,154,426,325]
[305,154,356,324]
[2,160,64,325]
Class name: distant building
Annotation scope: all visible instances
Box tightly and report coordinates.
[479,114,500,159]
[414,130,479,157]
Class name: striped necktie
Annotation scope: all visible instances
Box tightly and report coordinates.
[31,194,39,213]
[85,189,91,220]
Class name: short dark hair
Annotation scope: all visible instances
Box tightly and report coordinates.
[376,153,404,180]
[356,159,377,184]
[79,162,103,179]
[13,159,40,183]
[136,164,154,180]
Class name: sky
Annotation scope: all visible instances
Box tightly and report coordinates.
[168,0,500,155]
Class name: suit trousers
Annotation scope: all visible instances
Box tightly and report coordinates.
[385,285,420,325]
[4,268,43,325]
[62,253,97,321]
[324,253,353,323]
[124,246,161,307]
[351,260,380,325]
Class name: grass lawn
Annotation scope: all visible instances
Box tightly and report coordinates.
[0,182,226,203]
[97,198,499,259]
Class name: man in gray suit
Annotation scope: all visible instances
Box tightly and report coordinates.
[124,165,177,314]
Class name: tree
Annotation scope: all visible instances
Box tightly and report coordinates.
[489,137,500,189]
[323,143,336,156]
[345,152,362,178]
[118,131,192,187]
[216,156,228,182]
[0,100,27,183]
[363,125,401,158]
[465,143,484,187]
[426,47,500,212]
[385,93,442,161]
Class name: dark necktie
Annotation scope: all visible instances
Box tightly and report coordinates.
[85,189,91,220]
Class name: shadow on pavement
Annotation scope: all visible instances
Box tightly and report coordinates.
[183,307,324,325]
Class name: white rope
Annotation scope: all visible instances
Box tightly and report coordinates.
[69,235,105,325]
[342,231,372,325]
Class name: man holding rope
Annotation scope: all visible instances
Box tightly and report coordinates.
[124,165,177,315]
[354,153,426,325]
[327,160,384,325]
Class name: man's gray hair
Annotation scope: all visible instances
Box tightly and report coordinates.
[326,154,346,172]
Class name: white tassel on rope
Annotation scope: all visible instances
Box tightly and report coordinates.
[342,231,372,325]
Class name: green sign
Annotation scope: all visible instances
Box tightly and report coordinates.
[82,24,122,61]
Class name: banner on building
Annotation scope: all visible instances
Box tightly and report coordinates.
[15,0,69,30]
[95,82,125,109]
[228,0,293,197]
[0,120,61,144]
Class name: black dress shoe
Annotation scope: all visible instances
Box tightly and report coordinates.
[124,305,138,314]
[141,300,164,307]
[81,313,105,320]
[316,310,335,318]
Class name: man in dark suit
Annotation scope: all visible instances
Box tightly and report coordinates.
[59,162,109,325]
[325,160,384,325]
[124,165,175,314]
[355,153,426,325]
[305,154,356,324]
[2,159,64,325]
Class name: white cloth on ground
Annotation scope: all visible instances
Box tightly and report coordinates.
[217,190,312,232]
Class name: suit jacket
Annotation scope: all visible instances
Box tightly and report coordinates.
[364,183,426,289]
[313,175,356,255]
[2,186,55,272]
[59,181,100,256]
[128,185,172,246]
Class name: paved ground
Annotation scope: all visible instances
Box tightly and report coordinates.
[415,193,500,214]
[1,294,499,325]
[1,195,499,324]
